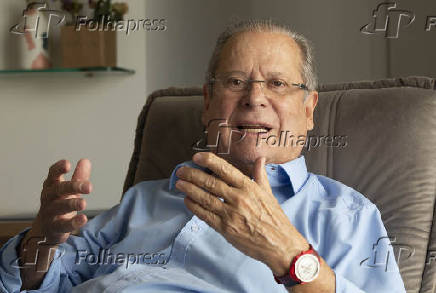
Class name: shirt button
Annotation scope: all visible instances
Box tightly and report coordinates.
[191,224,199,232]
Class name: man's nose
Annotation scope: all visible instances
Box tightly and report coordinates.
[240,81,268,108]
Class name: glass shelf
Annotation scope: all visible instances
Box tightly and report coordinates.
[0,66,135,76]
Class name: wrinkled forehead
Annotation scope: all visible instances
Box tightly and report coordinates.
[215,31,304,81]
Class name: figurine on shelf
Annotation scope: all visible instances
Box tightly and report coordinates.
[13,1,54,69]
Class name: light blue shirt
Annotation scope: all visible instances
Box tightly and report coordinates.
[0,156,406,292]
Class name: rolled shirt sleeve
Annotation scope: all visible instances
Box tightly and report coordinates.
[0,185,141,293]
[0,227,74,292]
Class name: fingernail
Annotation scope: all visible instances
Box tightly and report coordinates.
[80,182,86,193]
[176,167,183,177]
[193,152,203,161]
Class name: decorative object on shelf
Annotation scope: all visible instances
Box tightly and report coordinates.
[52,0,83,25]
[58,0,128,68]
[15,1,53,70]
[60,25,117,68]
[91,0,128,23]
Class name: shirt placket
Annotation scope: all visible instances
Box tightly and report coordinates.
[166,215,206,268]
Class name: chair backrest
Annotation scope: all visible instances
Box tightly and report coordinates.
[123,77,436,293]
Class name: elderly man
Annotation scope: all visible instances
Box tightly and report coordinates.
[0,20,405,292]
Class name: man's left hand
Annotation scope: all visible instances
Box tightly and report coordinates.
[175,152,309,276]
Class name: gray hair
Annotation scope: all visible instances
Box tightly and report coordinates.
[205,19,318,94]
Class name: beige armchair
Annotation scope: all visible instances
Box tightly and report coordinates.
[122,76,436,293]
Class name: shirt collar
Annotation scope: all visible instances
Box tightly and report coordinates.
[169,156,308,194]
[264,156,308,193]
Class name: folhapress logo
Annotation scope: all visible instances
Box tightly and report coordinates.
[10,2,65,38]
[361,2,415,38]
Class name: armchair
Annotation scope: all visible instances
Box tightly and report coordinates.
[122,76,436,293]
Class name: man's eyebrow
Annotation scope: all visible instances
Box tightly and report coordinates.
[216,71,291,79]
[217,71,247,76]
[266,72,288,78]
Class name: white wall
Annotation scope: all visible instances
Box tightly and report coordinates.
[144,0,391,90]
[0,0,146,219]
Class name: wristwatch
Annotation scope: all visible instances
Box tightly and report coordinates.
[274,244,320,286]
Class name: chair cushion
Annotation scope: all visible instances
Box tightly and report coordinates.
[123,77,436,293]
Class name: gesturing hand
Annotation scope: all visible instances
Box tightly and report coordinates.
[175,152,309,276]
[32,158,92,245]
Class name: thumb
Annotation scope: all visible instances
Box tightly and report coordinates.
[253,157,272,194]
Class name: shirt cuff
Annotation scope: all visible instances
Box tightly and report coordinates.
[0,227,66,292]
[0,227,31,291]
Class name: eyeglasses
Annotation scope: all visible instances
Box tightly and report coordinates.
[209,75,309,96]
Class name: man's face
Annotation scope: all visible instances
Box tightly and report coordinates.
[202,31,318,173]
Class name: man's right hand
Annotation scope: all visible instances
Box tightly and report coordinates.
[32,158,92,244]
[19,158,92,290]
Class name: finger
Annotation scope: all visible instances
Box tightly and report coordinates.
[51,214,87,233]
[176,179,226,215]
[192,152,249,188]
[184,196,222,232]
[253,157,273,194]
[71,158,92,182]
[44,159,71,187]
[47,198,86,215]
[45,180,91,200]
[176,166,235,203]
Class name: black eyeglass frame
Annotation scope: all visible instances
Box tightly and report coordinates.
[208,77,309,92]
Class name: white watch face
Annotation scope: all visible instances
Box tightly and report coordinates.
[295,254,320,282]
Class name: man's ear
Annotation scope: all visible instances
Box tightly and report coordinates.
[304,91,318,131]
[201,84,211,127]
